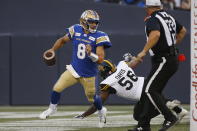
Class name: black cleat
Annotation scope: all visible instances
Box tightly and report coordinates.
[128,127,151,131]
[159,117,178,131]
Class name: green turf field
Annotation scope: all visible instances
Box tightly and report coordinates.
[0,105,189,131]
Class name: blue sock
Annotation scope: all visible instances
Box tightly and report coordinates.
[50,91,61,104]
[93,95,102,110]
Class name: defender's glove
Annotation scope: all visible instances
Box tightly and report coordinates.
[74,114,84,119]
[43,50,56,66]
[123,53,133,62]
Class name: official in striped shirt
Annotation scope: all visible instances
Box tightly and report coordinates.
[129,0,187,131]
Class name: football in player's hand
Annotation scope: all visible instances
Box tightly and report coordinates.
[43,50,56,66]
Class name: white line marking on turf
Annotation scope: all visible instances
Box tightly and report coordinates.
[0,111,189,131]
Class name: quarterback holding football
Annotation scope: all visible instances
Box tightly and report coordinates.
[40,10,112,120]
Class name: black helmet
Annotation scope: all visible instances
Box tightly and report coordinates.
[98,59,116,79]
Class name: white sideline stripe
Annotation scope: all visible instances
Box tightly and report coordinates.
[145,57,167,114]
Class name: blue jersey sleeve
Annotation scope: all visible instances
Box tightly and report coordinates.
[96,32,112,48]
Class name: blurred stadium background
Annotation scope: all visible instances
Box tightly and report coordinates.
[0,0,190,130]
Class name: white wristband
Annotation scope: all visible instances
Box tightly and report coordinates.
[89,52,99,62]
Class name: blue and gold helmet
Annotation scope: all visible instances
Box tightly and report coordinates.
[80,10,100,33]
[98,59,116,79]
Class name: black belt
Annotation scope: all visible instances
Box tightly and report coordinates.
[154,53,177,58]
[153,46,178,58]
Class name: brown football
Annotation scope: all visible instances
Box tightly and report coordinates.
[43,50,56,66]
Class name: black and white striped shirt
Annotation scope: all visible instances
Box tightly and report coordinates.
[145,10,183,56]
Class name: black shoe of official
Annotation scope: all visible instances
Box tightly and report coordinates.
[128,127,151,131]
[159,117,178,131]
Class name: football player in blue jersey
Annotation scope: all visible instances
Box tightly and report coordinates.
[39,10,112,119]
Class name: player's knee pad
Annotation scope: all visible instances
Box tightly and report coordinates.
[93,95,102,110]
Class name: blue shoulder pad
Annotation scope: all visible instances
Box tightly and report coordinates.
[66,24,82,40]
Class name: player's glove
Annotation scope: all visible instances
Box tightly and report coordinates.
[43,49,56,66]
[74,114,84,119]
[123,53,133,62]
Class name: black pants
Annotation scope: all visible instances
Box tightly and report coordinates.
[133,55,179,127]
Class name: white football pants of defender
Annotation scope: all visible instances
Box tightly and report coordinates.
[53,70,96,103]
